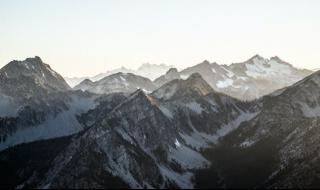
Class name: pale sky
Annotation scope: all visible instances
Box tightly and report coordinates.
[0,0,319,77]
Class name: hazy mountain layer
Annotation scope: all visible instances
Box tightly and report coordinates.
[65,63,173,87]
[155,55,313,100]
[74,72,157,94]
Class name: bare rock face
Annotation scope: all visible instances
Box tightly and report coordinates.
[154,68,180,87]
[0,56,70,95]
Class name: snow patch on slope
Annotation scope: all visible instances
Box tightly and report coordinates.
[185,102,203,114]
[180,75,189,80]
[213,111,259,141]
[217,79,234,88]
[0,94,19,117]
[300,102,320,118]
[180,132,210,150]
[169,143,209,169]
[240,139,256,148]
[158,165,193,188]
[245,58,292,79]
[106,149,141,188]
[159,105,174,119]
[0,95,98,151]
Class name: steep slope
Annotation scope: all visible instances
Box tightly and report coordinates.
[154,55,313,100]
[63,76,88,88]
[195,70,320,188]
[179,60,225,84]
[74,72,157,94]
[255,71,320,188]
[0,91,99,151]
[38,90,199,188]
[0,56,72,119]
[0,57,99,151]
[0,56,70,99]
[34,74,257,188]
[154,68,181,87]
[152,73,259,145]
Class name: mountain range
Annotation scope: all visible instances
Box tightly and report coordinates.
[64,63,173,87]
[0,56,319,189]
[74,72,156,95]
[154,55,312,100]
[65,55,312,100]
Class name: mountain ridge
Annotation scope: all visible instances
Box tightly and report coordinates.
[155,55,313,100]
[0,55,319,189]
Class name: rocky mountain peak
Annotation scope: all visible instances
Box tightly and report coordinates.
[110,88,159,119]
[166,68,178,74]
[79,79,94,86]
[152,72,214,100]
[74,71,156,95]
[251,54,265,60]
[0,57,70,92]
[186,72,203,80]
[130,88,146,98]
[153,68,181,87]
[198,60,211,67]
[245,54,267,64]
[202,60,210,64]
[270,56,293,67]
[25,56,43,63]
[185,73,214,95]
[129,88,159,104]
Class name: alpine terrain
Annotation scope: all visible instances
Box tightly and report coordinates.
[65,63,173,87]
[155,55,312,100]
[0,56,319,189]
[0,57,100,151]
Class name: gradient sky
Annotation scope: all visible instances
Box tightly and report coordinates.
[0,0,319,77]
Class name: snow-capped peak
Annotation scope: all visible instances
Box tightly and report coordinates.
[248,54,266,62]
